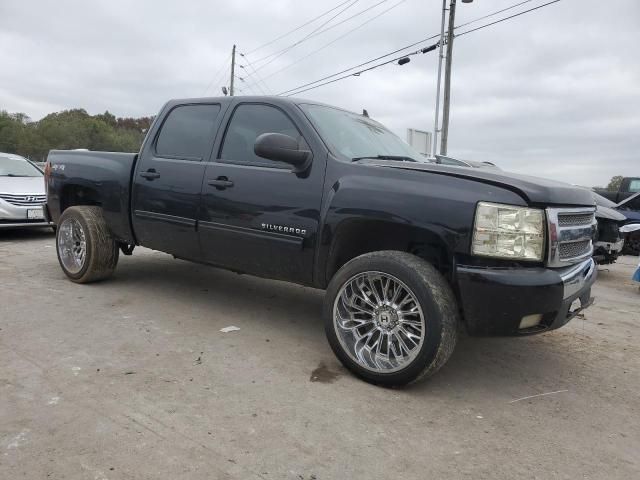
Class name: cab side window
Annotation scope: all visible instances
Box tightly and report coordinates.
[219,104,306,168]
[155,104,220,160]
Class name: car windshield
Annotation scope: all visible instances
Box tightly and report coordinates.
[300,104,428,163]
[0,155,42,177]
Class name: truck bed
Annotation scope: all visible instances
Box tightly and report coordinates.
[46,150,138,243]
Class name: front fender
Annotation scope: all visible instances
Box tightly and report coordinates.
[313,162,528,288]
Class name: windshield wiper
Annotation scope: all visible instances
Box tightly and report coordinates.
[1,174,30,177]
[351,155,419,163]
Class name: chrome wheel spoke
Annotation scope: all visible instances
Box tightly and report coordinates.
[365,275,383,305]
[333,271,426,373]
[57,218,87,274]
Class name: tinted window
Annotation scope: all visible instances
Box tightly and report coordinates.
[220,104,305,168]
[628,179,640,193]
[155,104,220,160]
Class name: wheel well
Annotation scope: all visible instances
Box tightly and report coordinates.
[60,185,101,213]
[326,219,452,285]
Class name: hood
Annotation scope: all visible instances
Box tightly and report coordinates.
[0,176,46,195]
[358,160,595,206]
[617,191,640,208]
[596,204,627,222]
[622,210,640,222]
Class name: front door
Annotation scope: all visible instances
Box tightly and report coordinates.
[132,103,222,260]
[198,102,325,284]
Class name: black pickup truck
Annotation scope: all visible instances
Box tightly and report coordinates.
[44,96,597,386]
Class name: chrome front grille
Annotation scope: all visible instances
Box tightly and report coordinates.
[547,207,596,267]
[558,213,594,226]
[0,193,47,206]
[559,240,592,260]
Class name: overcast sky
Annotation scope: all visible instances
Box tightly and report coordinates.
[1,0,638,186]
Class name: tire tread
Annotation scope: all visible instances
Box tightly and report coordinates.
[57,206,119,283]
[324,250,458,387]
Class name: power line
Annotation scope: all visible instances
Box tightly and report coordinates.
[249,0,362,69]
[277,28,435,96]
[239,64,270,94]
[202,52,232,95]
[240,55,273,93]
[282,43,439,97]
[454,0,533,30]
[244,0,355,55]
[237,71,267,95]
[280,0,563,97]
[248,0,391,72]
[456,0,562,37]
[235,75,261,95]
[246,0,406,88]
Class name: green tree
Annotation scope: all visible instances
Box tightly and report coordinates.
[0,108,150,161]
[607,176,624,192]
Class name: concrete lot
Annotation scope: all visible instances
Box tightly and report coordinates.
[1,229,639,480]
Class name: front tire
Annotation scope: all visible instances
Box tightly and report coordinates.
[56,206,119,283]
[324,251,458,387]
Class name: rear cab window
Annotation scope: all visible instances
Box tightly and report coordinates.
[155,104,221,160]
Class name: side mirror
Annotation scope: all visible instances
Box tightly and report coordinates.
[254,133,311,172]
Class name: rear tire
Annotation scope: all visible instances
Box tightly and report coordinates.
[56,206,119,283]
[324,251,458,387]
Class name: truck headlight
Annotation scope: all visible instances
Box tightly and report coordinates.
[472,202,545,261]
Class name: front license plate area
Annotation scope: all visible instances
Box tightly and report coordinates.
[27,208,44,220]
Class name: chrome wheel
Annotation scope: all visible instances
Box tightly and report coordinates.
[57,218,87,274]
[333,271,426,373]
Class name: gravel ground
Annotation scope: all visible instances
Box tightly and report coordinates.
[1,229,639,479]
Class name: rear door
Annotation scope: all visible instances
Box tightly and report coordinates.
[198,101,326,284]
[132,102,223,260]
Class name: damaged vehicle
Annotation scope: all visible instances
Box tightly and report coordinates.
[591,192,626,264]
[594,177,640,204]
[44,96,598,386]
[618,192,640,255]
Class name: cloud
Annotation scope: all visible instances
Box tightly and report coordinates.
[0,0,638,186]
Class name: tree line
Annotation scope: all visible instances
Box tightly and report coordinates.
[0,109,153,162]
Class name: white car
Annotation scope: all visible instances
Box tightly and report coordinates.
[0,152,52,229]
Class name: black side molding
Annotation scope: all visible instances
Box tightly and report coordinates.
[199,220,303,249]
[134,210,196,227]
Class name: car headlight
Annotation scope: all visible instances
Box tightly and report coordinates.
[472,202,545,261]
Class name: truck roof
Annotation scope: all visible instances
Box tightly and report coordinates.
[165,95,353,113]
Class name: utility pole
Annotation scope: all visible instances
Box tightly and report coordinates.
[230,44,236,96]
[440,0,457,155]
[433,0,472,156]
[432,0,447,157]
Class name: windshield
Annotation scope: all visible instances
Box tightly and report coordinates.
[0,155,42,177]
[300,104,428,162]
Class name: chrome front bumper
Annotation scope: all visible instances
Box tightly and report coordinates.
[560,257,597,300]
